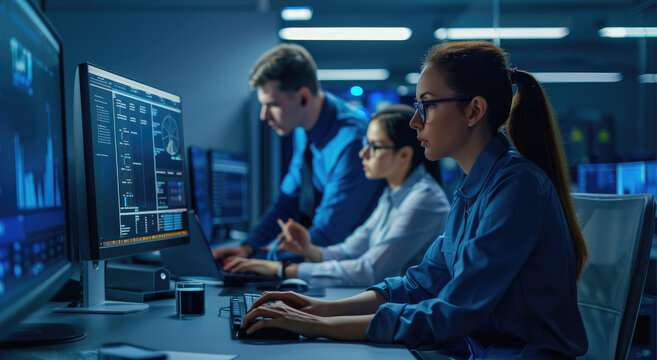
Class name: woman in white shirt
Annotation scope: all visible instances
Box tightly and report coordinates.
[224,104,450,286]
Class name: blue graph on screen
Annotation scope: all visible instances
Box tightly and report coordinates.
[12,110,62,210]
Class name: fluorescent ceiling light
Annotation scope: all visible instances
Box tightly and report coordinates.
[405,72,420,84]
[317,69,389,81]
[532,72,623,83]
[639,74,657,83]
[434,27,569,40]
[279,27,412,41]
[281,7,312,21]
[599,27,657,38]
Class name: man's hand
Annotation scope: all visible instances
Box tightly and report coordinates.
[223,257,281,277]
[212,243,253,260]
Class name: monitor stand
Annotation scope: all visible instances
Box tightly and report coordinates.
[53,260,148,314]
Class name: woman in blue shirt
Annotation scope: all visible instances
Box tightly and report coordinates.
[224,105,450,286]
[242,41,589,359]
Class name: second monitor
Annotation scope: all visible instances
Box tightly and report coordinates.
[210,149,249,227]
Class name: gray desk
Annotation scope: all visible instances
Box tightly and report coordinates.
[2,286,415,359]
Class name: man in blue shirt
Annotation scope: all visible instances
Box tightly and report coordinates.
[214,44,384,260]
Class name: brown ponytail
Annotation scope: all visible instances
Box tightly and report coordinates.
[424,41,587,279]
[506,70,587,279]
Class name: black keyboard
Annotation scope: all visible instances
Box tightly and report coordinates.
[221,271,280,286]
[229,293,299,340]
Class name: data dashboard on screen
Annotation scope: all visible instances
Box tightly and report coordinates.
[210,150,248,225]
[81,64,188,257]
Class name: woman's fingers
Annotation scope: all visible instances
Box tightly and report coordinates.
[248,291,284,311]
[248,291,308,311]
[245,318,281,334]
[241,303,321,338]
[241,306,278,328]
[284,237,304,252]
[277,218,292,240]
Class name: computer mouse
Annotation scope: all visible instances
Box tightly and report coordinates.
[276,278,309,292]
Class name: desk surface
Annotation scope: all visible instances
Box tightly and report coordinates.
[2,286,415,360]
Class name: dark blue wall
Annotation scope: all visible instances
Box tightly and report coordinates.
[47,10,279,153]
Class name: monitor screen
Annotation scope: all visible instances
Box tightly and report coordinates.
[0,0,72,340]
[188,146,213,241]
[617,161,657,197]
[576,163,617,194]
[210,150,248,225]
[79,63,189,259]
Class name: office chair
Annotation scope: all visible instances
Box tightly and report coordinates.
[574,193,656,360]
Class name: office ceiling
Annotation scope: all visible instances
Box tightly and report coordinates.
[272,0,655,88]
[43,0,657,88]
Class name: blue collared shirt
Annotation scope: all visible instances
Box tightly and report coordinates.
[366,133,588,359]
[245,92,385,252]
[296,164,450,287]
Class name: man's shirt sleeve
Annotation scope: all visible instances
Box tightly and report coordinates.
[307,140,383,247]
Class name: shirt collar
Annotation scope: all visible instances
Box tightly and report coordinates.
[306,92,337,145]
[456,132,510,198]
[388,163,427,206]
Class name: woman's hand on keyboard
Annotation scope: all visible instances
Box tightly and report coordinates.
[242,298,372,341]
[248,291,330,317]
[241,301,325,339]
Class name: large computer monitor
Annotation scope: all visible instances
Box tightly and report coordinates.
[188,146,213,241]
[0,0,83,344]
[210,149,249,226]
[58,63,190,313]
[78,63,190,259]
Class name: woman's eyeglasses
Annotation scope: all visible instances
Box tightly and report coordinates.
[413,96,473,123]
[362,137,398,155]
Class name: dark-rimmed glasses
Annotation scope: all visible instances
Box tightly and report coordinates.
[362,137,398,155]
[413,96,473,123]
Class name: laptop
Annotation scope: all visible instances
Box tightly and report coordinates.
[160,211,280,286]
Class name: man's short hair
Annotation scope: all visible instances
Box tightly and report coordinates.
[249,43,319,95]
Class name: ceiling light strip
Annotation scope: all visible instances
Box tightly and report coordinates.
[599,27,657,38]
[434,27,569,40]
[279,27,412,41]
[532,72,623,83]
[639,74,657,83]
[317,69,390,81]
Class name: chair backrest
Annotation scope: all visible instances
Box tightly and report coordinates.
[574,193,655,360]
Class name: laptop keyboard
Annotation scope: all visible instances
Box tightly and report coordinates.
[229,293,299,340]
